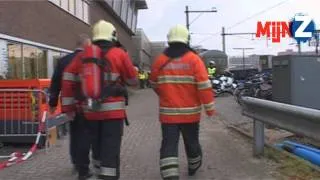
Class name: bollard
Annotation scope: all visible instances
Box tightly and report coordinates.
[253,119,264,157]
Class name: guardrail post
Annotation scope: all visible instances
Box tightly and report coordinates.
[253,119,264,157]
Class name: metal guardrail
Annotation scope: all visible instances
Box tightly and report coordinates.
[241,96,320,157]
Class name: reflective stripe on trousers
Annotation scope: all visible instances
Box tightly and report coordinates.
[188,155,202,170]
[100,166,117,177]
[92,159,101,175]
[160,157,179,178]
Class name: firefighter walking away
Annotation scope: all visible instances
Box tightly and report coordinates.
[49,34,90,174]
[61,20,137,180]
[150,24,215,180]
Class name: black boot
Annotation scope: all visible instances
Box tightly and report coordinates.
[188,161,202,176]
[78,172,94,180]
[72,164,78,175]
[78,166,93,180]
[164,177,179,180]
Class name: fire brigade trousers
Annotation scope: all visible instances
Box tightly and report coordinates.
[71,114,99,173]
[69,113,82,165]
[76,119,124,180]
[160,122,202,179]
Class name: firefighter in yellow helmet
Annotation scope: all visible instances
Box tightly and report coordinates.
[61,19,137,180]
[150,24,215,180]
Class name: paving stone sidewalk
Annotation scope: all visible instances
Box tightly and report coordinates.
[0,89,277,180]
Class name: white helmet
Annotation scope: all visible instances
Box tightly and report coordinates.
[209,61,216,65]
[92,20,117,42]
[167,24,190,44]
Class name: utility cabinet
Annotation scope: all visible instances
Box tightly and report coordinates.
[272,55,320,110]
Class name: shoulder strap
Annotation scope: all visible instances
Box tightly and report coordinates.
[101,47,113,82]
[159,58,173,71]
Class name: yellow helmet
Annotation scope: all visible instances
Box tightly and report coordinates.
[167,24,190,44]
[92,20,117,42]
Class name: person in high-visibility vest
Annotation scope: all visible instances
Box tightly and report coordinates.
[207,61,216,79]
[138,70,146,89]
[150,24,215,180]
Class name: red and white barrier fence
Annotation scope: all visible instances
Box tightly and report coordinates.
[0,111,47,170]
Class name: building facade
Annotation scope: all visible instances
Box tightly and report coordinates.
[228,55,261,70]
[132,28,152,69]
[0,0,147,79]
[278,49,319,55]
[132,28,167,71]
[228,54,273,71]
[150,41,167,64]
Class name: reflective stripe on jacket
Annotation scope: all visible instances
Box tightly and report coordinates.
[61,47,137,121]
[150,51,215,124]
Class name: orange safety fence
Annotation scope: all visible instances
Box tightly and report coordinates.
[0,79,68,170]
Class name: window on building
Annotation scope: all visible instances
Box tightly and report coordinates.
[75,0,83,20]
[69,0,75,15]
[113,0,122,17]
[7,42,23,79]
[83,1,89,23]
[23,45,47,79]
[131,10,137,32]
[0,40,8,79]
[106,0,113,7]
[127,4,133,29]
[52,51,62,70]
[61,52,68,57]
[60,0,68,11]
[121,0,128,23]
[49,0,89,24]
[49,0,60,6]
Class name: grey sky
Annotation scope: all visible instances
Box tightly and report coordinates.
[137,0,320,56]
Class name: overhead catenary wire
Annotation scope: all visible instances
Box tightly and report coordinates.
[226,0,291,30]
[195,0,292,46]
[189,13,204,26]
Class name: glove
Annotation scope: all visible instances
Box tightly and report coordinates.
[65,112,76,121]
[206,115,215,121]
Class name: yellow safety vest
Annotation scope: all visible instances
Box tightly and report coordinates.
[207,67,216,76]
[139,73,146,79]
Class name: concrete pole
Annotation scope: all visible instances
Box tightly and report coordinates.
[185,6,190,46]
[222,27,226,53]
[253,119,265,157]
